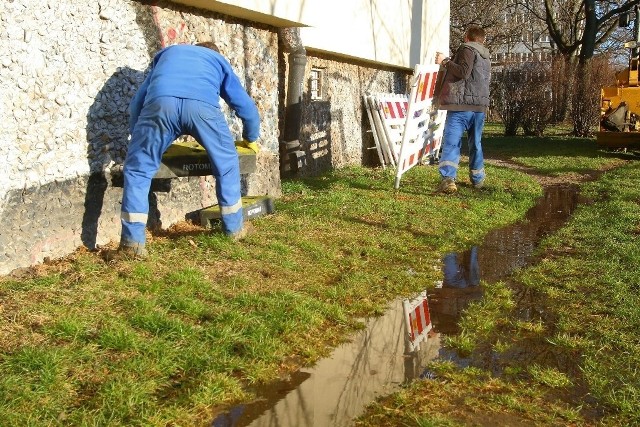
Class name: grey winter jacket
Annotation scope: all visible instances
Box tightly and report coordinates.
[437,41,491,112]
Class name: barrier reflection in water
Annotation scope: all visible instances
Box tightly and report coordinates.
[403,290,433,352]
[211,296,440,427]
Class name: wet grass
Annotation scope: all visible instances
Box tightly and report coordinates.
[0,128,634,425]
[356,134,640,426]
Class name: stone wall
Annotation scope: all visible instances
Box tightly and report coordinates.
[0,0,410,275]
[0,0,280,275]
[292,51,410,176]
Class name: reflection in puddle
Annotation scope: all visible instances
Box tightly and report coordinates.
[212,298,440,427]
[428,248,483,335]
[429,184,580,334]
[211,184,581,426]
[480,183,579,280]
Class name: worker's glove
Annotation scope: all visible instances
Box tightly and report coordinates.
[235,139,260,154]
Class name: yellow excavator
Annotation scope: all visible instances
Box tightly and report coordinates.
[597,7,640,152]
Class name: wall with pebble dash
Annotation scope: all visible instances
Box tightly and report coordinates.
[294,51,410,176]
[0,0,410,275]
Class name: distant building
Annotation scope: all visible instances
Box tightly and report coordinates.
[490,3,554,67]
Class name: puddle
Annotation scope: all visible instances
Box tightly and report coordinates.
[430,183,581,334]
[211,184,581,427]
[211,299,441,427]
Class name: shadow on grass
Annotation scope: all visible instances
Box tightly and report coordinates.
[281,168,395,194]
[486,136,633,159]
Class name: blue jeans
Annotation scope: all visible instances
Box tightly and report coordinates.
[438,110,486,185]
[121,97,243,246]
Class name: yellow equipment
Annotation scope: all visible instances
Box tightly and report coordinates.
[597,9,640,151]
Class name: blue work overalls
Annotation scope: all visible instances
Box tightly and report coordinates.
[121,97,243,247]
[120,44,260,248]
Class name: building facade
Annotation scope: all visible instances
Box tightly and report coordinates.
[490,2,553,66]
[0,0,449,274]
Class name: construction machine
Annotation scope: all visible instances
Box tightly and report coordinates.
[597,6,640,152]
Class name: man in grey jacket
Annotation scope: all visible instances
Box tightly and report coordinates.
[435,26,491,194]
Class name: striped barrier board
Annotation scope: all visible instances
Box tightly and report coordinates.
[363,94,392,168]
[394,64,446,189]
[378,94,409,166]
[403,290,432,352]
[363,63,446,187]
[363,93,410,168]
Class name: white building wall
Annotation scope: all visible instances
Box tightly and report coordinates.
[172,0,450,69]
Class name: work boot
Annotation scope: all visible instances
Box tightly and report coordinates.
[103,242,148,262]
[437,178,457,194]
[226,223,254,241]
[473,179,485,189]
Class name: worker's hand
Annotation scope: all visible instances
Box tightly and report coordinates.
[235,139,260,153]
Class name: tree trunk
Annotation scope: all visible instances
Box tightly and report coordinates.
[571,58,603,137]
[550,55,575,123]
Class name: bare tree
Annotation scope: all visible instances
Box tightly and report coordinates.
[509,1,640,135]
[517,0,639,61]
[571,55,614,136]
[449,0,521,51]
[491,61,554,136]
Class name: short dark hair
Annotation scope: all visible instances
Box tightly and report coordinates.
[466,26,486,43]
[196,41,220,52]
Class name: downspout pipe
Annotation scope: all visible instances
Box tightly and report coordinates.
[279,28,307,176]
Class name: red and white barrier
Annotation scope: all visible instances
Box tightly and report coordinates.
[394,64,445,189]
[403,290,432,352]
[363,93,410,168]
[364,94,397,168]
[378,95,408,166]
[363,63,446,186]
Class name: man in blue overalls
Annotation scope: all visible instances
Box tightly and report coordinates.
[118,42,260,258]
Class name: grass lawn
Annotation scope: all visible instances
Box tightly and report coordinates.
[1,127,637,425]
[356,131,640,426]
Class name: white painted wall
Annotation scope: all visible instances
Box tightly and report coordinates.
[171,0,450,69]
[422,0,450,67]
